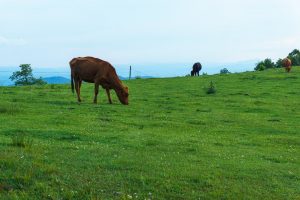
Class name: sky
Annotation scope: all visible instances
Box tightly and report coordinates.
[0,0,300,77]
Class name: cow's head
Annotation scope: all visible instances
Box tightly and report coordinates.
[116,86,129,105]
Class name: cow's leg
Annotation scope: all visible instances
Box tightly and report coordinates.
[78,80,83,101]
[75,79,81,102]
[106,89,112,104]
[94,83,99,104]
[285,67,289,72]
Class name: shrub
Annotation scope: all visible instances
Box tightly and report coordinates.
[206,81,216,94]
[220,68,231,74]
[255,62,266,71]
[34,77,47,85]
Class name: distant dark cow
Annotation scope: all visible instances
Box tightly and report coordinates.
[70,56,129,105]
[191,62,202,76]
[282,58,292,73]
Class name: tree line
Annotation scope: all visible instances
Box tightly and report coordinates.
[255,49,300,71]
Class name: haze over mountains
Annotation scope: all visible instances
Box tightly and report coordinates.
[0,60,257,86]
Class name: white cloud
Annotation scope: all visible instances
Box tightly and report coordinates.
[0,36,28,46]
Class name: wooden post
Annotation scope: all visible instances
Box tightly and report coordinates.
[129,65,132,80]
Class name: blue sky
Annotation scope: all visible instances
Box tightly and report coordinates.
[0,0,300,77]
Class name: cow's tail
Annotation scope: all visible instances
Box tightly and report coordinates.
[71,74,74,93]
[69,58,76,94]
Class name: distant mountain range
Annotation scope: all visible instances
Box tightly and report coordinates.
[42,76,70,84]
[119,75,154,80]
[41,75,154,84]
[0,60,257,86]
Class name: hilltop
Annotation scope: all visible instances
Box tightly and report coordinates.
[0,67,299,199]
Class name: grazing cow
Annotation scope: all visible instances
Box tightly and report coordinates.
[70,56,129,105]
[282,58,292,73]
[191,62,202,76]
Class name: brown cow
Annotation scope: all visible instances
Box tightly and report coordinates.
[282,58,292,73]
[70,56,129,105]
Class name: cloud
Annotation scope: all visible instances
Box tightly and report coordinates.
[0,36,28,46]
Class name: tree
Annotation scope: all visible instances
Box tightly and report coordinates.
[275,58,283,68]
[10,64,46,86]
[220,68,231,74]
[288,49,300,66]
[263,58,275,69]
[254,58,275,71]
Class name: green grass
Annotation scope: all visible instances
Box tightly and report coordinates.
[0,67,299,199]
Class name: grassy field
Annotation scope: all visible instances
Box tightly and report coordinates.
[0,67,299,199]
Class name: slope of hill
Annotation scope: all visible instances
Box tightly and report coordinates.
[0,67,299,199]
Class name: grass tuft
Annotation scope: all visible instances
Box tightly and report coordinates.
[11,132,33,148]
[0,103,21,115]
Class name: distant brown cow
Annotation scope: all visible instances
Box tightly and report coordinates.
[282,58,292,73]
[70,56,129,105]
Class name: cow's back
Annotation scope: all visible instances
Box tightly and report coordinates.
[193,62,202,71]
[70,57,114,83]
